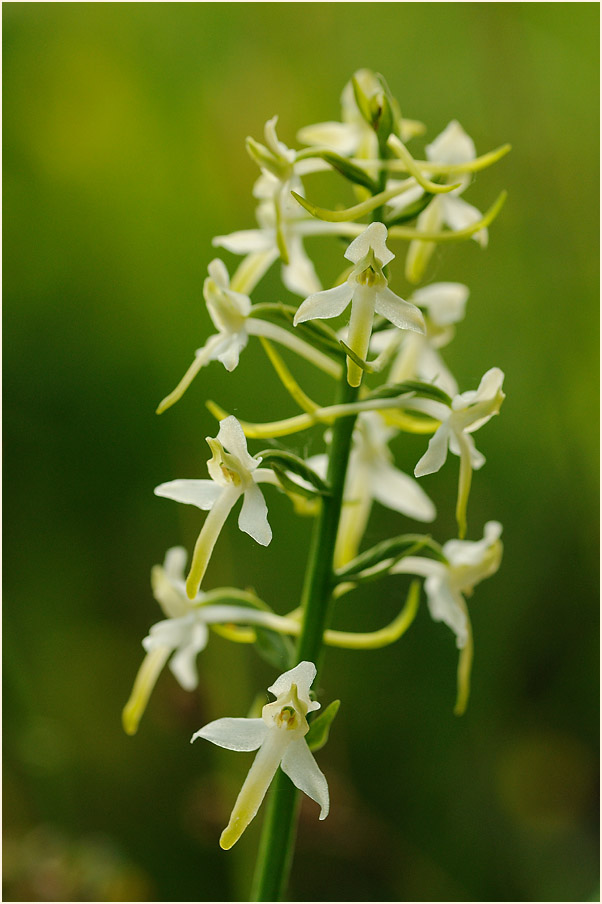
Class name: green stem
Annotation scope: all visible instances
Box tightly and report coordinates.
[250,378,359,901]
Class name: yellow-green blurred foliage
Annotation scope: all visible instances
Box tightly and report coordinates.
[4,3,598,901]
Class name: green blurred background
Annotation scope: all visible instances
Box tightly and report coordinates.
[3,3,599,901]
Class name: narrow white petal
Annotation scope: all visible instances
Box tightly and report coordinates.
[215,333,248,372]
[375,287,426,334]
[154,479,222,511]
[122,646,171,735]
[281,738,329,819]
[414,425,450,477]
[282,236,322,297]
[371,462,436,522]
[192,717,268,751]
[213,229,273,255]
[424,574,468,648]
[239,483,272,546]
[293,282,354,325]
[164,546,188,582]
[207,258,230,288]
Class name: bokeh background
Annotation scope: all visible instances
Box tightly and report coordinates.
[3,3,599,902]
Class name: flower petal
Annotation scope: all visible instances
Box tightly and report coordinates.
[239,483,272,546]
[345,222,394,267]
[154,479,222,510]
[215,332,249,372]
[191,717,268,751]
[281,738,329,819]
[371,461,436,522]
[268,661,320,712]
[297,120,359,154]
[293,282,354,325]
[282,235,322,297]
[411,282,469,327]
[217,416,257,469]
[213,229,273,255]
[414,424,450,477]
[424,574,468,648]
[168,620,210,691]
[374,286,426,333]
[442,196,488,247]
[426,120,476,165]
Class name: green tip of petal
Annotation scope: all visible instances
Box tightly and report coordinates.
[121,705,140,736]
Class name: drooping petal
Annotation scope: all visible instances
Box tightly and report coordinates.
[186,486,241,599]
[414,424,451,477]
[192,717,268,751]
[424,574,468,648]
[239,483,272,546]
[293,281,354,325]
[374,286,426,333]
[442,196,488,247]
[281,738,329,819]
[213,229,273,255]
[282,234,322,297]
[219,730,291,849]
[168,619,210,690]
[371,461,436,522]
[405,198,443,285]
[215,332,248,372]
[154,479,222,511]
[122,645,171,736]
[268,661,320,713]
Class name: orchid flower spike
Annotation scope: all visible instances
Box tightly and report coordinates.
[411,367,505,537]
[393,521,503,713]
[294,222,426,387]
[192,661,329,850]
[155,417,274,599]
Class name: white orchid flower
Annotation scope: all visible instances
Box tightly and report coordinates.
[155,417,274,599]
[371,282,469,396]
[387,121,488,284]
[411,368,505,537]
[305,413,436,568]
[192,661,329,850]
[157,258,342,414]
[214,116,354,298]
[297,69,424,163]
[393,521,503,713]
[294,222,426,387]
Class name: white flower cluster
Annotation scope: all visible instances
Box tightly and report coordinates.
[124,70,508,851]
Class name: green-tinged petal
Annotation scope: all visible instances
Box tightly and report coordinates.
[346,284,376,387]
[186,486,240,598]
[455,433,473,539]
[239,483,272,546]
[293,282,354,325]
[122,646,171,736]
[268,661,319,713]
[220,730,291,850]
[414,424,450,477]
[168,619,210,690]
[411,282,469,326]
[426,120,476,165]
[297,120,358,153]
[213,228,273,255]
[281,738,329,819]
[404,198,443,284]
[191,717,268,752]
[392,555,446,580]
[154,479,222,510]
[283,234,322,297]
[374,286,426,333]
[345,221,394,266]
